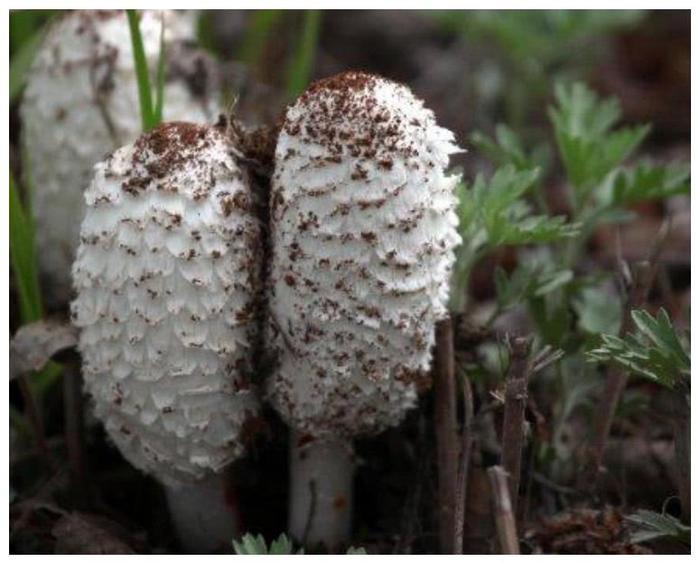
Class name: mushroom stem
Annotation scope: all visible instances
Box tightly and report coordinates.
[164,473,240,553]
[289,432,354,550]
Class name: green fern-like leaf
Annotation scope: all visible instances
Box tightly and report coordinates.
[549,82,650,202]
[587,308,690,388]
[233,533,304,555]
[626,509,690,546]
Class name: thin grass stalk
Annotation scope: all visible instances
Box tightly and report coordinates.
[126,10,155,131]
[285,10,321,99]
[240,10,282,67]
[9,173,42,322]
[152,13,167,126]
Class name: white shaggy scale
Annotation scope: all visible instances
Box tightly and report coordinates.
[267,72,463,439]
[72,123,262,485]
[21,10,219,306]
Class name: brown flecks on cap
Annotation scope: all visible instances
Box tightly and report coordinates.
[120,122,227,195]
[281,70,428,173]
[302,71,375,100]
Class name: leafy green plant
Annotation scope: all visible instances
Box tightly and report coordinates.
[454,81,689,487]
[451,164,579,311]
[587,309,690,388]
[126,10,167,132]
[626,509,690,546]
[232,533,367,554]
[233,533,304,555]
[550,82,649,201]
[285,10,322,99]
[548,82,688,265]
[457,81,689,319]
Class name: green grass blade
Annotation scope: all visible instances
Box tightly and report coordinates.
[196,12,218,56]
[10,23,46,104]
[10,10,55,53]
[240,10,282,66]
[153,14,167,126]
[9,172,42,322]
[11,171,64,398]
[126,10,155,131]
[285,10,322,99]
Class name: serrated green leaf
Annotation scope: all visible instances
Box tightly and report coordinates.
[598,160,690,207]
[631,309,690,373]
[451,164,578,312]
[495,214,581,245]
[495,263,573,312]
[269,533,298,554]
[586,308,689,387]
[233,533,304,555]
[233,533,268,555]
[626,509,690,546]
[549,81,650,203]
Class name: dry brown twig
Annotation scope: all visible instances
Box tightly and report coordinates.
[433,317,459,554]
[454,373,474,554]
[63,363,88,507]
[499,336,531,518]
[581,220,669,488]
[671,384,691,523]
[488,466,519,554]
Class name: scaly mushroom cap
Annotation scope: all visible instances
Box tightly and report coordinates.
[266,71,462,439]
[71,122,262,485]
[21,10,220,306]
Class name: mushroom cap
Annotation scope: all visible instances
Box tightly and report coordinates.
[72,122,262,485]
[266,71,462,439]
[21,10,220,306]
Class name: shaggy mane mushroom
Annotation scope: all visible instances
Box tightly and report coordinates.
[266,71,462,549]
[71,121,264,552]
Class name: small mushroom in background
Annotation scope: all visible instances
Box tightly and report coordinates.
[266,71,462,549]
[71,122,264,552]
[21,10,222,308]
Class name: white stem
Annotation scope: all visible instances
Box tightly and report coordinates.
[289,431,354,550]
[164,473,240,553]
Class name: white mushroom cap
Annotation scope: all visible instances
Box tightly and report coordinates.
[266,72,462,439]
[21,10,220,306]
[72,122,262,485]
